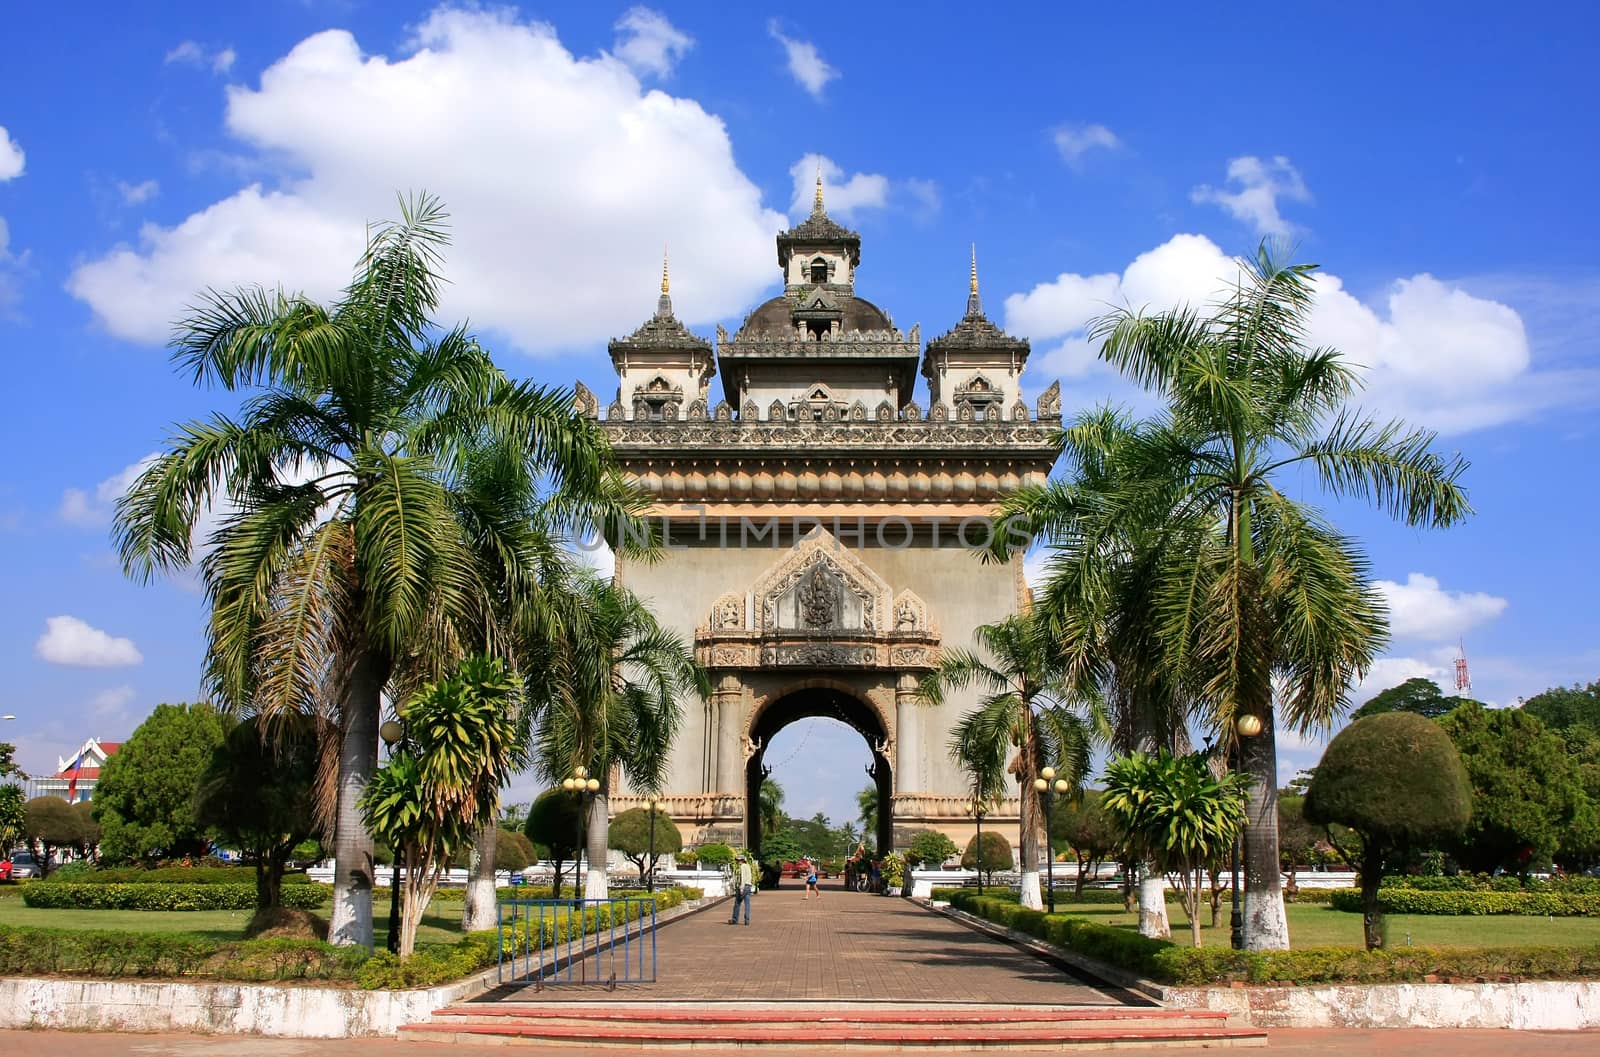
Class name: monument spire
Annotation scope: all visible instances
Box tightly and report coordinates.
[813,162,826,215]
[966,243,984,318]
[656,243,673,319]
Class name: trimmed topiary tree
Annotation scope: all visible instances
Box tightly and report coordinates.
[608,807,683,885]
[524,788,584,898]
[962,830,1013,885]
[1305,712,1472,950]
[905,829,960,869]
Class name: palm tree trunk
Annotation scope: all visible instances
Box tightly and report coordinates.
[1241,711,1290,950]
[584,793,609,900]
[1017,781,1043,911]
[328,649,382,948]
[461,823,499,932]
[1137,863,1171,938]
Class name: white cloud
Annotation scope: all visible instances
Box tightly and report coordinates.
[71,9,787,352]
[89,685,137,724]
[1190,155,1311,237]
[786,154,935,225]
[1373,572,1508,642]
[35,616,144,668]
[767,21,837,99]
[1053,123,1120,167]
[0,126,22,181]
[117,179,160,206]
[612,7,692,79]
[165,40,235,74]
[1351,656,1447,704]
[1005,232,1594,433]
[789,153,888,219]
[59,453,158,528]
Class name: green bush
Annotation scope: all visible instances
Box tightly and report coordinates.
[1383,874,1600,895]
[942,889,1600,985]
[695,843,735,870]
[40,866,311,886]
[2,886,698,988]
[22,882,329,911]
[1328,888,1600,916]
[0,925,364,981]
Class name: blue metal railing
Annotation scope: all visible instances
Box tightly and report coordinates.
[496,898,658,986]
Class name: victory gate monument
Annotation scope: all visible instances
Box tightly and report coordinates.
[574,179,1062,854]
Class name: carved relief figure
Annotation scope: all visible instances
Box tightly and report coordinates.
[798,567,839,628]
[895,598,919,630]
[713,595,742,630]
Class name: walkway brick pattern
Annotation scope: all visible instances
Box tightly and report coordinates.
[530,884,1128,1005]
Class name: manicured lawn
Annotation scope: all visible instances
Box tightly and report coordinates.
[1048,898,1600,948]
[0,892,468,948]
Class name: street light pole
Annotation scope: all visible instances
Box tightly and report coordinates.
[379,718,405,954]
[562,766,601,904]
[1033,766,1070,914]
[1230,713,1263,950]
[645,796,659,893]
[966,797,987,896]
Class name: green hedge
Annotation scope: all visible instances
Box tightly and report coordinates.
[941,889,1600,986]
[1329,888,1600,917]
[1383,875,1600,895]
[40,867,312,886]
[0,886,700,988]
[22,883,330,911]
[353,886,697,989]
[0,926,363,981]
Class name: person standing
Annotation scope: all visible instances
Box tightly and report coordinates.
[727,853,754,926]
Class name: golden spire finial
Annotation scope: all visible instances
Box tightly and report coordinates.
[814,161,825,212]
[661,244,670,295]
[970,243,979,295]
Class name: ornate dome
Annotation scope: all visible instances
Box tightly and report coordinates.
[740,293,893,336]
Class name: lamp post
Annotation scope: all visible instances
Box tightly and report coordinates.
[561,766,601,904]
[965,796,988,896]
[1230,713,1263,950]
[378,718,406,954]
[645,796,660,892]
[1032,766,1071,914]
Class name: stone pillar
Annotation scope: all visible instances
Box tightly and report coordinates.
[895,672,920,793]
[714,674,744,794]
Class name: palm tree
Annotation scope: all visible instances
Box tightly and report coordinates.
[919,614,1096,910]
[1102,751,1250,948]
[114,195,631,948]
[758,778,786,840]
[361,655,520,956]
[533,573,707,900]
[1000,244,1470,947]
[855,785,879,851]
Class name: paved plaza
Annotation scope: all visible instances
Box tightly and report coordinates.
[525,882,1132,1005]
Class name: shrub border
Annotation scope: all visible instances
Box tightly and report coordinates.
[932,889,1600,987]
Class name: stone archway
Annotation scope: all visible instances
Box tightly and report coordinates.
[743,681,893,857]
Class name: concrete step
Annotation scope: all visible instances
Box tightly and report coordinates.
[400,1003,1267,1049]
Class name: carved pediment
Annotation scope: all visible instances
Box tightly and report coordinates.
[751,526,894,634]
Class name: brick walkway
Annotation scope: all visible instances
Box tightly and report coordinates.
[521,883,1130,1005]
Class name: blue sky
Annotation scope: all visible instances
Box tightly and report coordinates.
[2,2,1597,826]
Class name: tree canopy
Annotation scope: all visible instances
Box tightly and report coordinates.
[524,788,584,896]
[905,829,959,869]
[196,714,321,907]
[1351,677,1479,721]
[962,830,1013,881]
[1439,702,1598,873]
[1053,789,1121,895]
[1305,712,1472,949]
[93,702,231,862]
[1523,680,1600,734]
[608,807,683,883]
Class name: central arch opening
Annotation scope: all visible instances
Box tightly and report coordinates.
[746,685,893,862]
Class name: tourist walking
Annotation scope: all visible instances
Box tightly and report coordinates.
[804,857,822,901]
[727,853,754,925]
